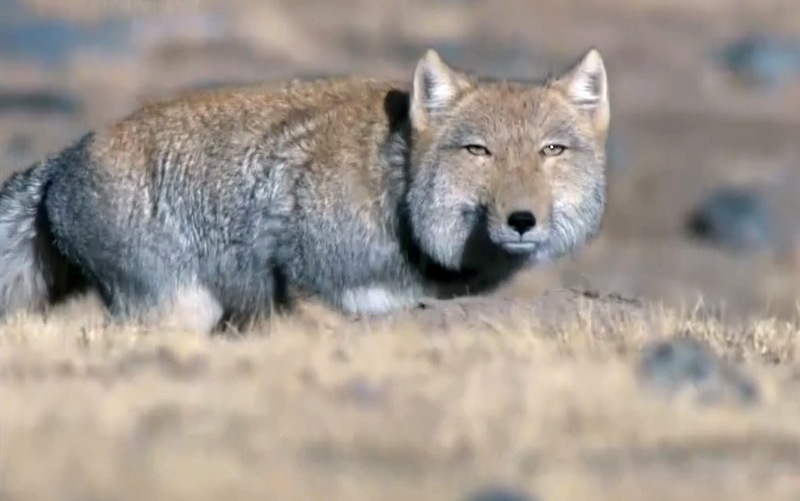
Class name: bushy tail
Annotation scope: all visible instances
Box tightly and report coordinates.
[0,160,78,320]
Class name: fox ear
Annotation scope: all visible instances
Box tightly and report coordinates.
[554,48,610,131]
[410,49,469,128]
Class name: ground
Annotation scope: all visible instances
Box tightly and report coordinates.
[2,0,800,500]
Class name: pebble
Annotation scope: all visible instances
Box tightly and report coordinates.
[0,90,81,116]
[337,376,388,408]
[462,485,539,501]
[684,186,775,252]
[716,33,800,88]
[636,335,760,406]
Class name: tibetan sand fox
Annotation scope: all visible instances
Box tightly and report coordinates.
[0,47,610,334]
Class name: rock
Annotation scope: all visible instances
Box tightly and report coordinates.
[114,346,209,380]
[181,78,258,92]
[636,335,760,406]
[337,376,388,408]
[0,90,82,115]
[463,485,539,501]
[0,13,130,68]
[684,186,775,253]
[716,33,800,88]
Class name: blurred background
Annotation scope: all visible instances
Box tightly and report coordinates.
[2,0,800,321]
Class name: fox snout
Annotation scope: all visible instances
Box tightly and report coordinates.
[506,210,537,235]
[488,198,553,255]
[487,177,553,242]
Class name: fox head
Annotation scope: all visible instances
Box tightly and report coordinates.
[404,47,610,271]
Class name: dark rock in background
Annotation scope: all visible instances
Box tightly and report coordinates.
[0,90,81,115]
[684,186,776,253]
[463,484,539,501]
[636,334,760,406]
[716,33,800,89]
[337,376,389,408]
[0,2,132,69]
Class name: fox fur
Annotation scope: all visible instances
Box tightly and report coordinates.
[0,48,611,333]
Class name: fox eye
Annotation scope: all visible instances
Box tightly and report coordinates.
[541,144,567,157]
[464,144,492,156]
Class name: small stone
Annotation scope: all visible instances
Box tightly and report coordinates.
[182,78,255,92]
[133,403,183,442]
[114,346,208,379]
[0,13,131,68]
[337,376,387,408]
[716,33,800,88]
[0,90,82,115]
[636,335,759,406]
[463,484,538,501]
[684,186,775,252]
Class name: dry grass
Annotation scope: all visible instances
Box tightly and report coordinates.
[3,288,800,501]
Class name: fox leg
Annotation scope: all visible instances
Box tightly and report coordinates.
[96,276,224,335]
[146,283,224,334]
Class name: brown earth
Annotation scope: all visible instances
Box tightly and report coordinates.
[3,1,800,500]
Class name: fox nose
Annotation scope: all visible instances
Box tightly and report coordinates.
[507,210,537,235]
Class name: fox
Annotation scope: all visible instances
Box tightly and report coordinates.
[0,47,610,334]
